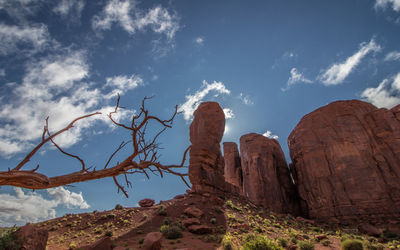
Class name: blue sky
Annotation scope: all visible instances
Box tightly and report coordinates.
[1,0,400,226]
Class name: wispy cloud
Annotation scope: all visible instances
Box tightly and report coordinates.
[263,130,279,140]
[0,50,139,157]
[194,37,204,45]
[179,80,230,121]
[239,93,254,105]
[282,68,312,91]
[223,108,235,119]
[53,0,85,20]
[375,0,400,12]
[92,0,179,40]
[361,72,400,108]
[318,39,381,85]
[0,187,89,226]
[0,23,54,56]
[385,51,400,61]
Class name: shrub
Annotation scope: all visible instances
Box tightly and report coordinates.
[364,241,384,250]
[298,240,315,250]
[158,205,167,216]
[159,224,182,239]
[321,239,331,246]
[163,217,172,225]
[105,230,113,237]
[68,241,77,250]
[341,239,363,250]
[277,238,288,247]
[221,233,235,250]
[242,234,283,250]
[114,204,123,210]
[210,218,217,224]
[381,230,400,242]
[0,227,21,250]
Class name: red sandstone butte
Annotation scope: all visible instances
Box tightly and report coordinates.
[189,102,226,193]
[240,133,298,214]
[288,100,400,220]
[223,142,243,192]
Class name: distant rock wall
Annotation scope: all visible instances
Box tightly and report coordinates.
[288,100,400,220]
[223,142,242,193]
[239,133,299,214]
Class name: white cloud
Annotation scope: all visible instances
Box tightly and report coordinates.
[92,0,179,40]
[53,0,85,19]
[223,108,235,119]
[194,37,204,45]
[385,51,400,61]
[282,68,312,91]
[375,0,400,12]
[239,93,254,105]
[319,39,381,85]
[0,68,5,77]
[0,23,53,56]
[263,130,279,140]
[179,80,230,121]
[0,51,140,157]
[0,187,89,226]
[361,72,400,108]
[0,0,41,20]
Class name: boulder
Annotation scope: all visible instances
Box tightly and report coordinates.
[14,224,48,250]
[142,232,162,250]
[239,133,299,214]
[223,142,243,192]
[358,223,381,237]
[89,236,113,250]
[182,218,201,227]
[187,224,212,234]
[288,100,400,220]
[189,102,226,193]
[139,198,155,207]
[184,206,204,218]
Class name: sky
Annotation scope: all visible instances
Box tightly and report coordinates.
[1,0,400,226]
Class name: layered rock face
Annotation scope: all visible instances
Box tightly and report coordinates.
[288,100,400,220]
[189,102,226,193]
[223,142,242,192]
[240,133,298,214]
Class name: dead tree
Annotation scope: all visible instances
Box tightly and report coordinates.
[0,95,190,197]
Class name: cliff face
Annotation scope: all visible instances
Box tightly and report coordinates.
[239,133,299,214]
[188,102,226,193]
[288,100,400,220]
[188,99,400,222]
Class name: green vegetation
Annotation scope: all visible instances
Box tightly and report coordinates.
[277,238,288,247]
[242,234,283,250]
[114,204,124,210]
[341,239,364,250]
[298,240,315,250]
[0,227,21,250]
[158,205,167,216]
[222,233,235,250]
[226,200,243,212]
[159,224,183,239]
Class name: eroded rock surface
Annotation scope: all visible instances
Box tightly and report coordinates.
[189,102,226,193]
[240,133,299,214]
[223,142,243,192]
[288,100,400,220]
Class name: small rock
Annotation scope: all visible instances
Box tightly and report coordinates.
[202,193,211,197]
[174,194,185,199]
[288,245,298,250]
[139,199,155,207]
[296,216,315,225]
[182,218,201,227]
[188,225,212,234]
[142,232,162,250]
[184,206,204,218]
[358,223,381,237]
[315,234,327,241]
[14,224,48,250]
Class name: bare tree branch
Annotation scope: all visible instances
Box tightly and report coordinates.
[1,96,190,198]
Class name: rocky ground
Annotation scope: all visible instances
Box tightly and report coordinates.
[1,191,399,250]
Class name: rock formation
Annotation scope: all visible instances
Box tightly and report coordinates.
[288,100,400,220]
[240,133,298,214]
[223,142,242,192]
[189,102,226,193]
